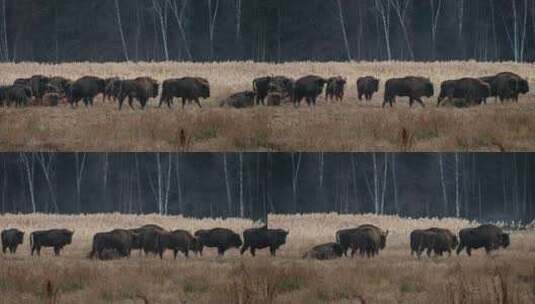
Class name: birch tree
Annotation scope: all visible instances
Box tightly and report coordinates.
[389,0,414,60]
[167,0,192,60]
[372,153,379,213]
[335,0,351,61]
[19,153,36,213]
[207,0,220,60]
[455,152,460,217]
[114,0,129,61]
[430,0,442,59]
[152,0,170,61]
[439,153,448,216]
[374,0,392,60]
[291,153,302,213]
[36,153,59,213]
[223,153,233,216]
[74,152,87,213]
[239,152,244,218]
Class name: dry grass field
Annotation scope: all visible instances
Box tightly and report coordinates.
[0,213,534,303]
[0,61,534,152]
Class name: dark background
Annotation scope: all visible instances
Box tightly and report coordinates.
[2,153,533,224]
[0,0,534,62]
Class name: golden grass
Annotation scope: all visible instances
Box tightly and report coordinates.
[0,213,534,303]
[0,61,534,151]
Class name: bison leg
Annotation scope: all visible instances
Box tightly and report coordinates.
[182,98,186,109]
[183,249,189,258]
[159,249,165,259]
[240,243,248,255]
[269,246,277,256]
[456,244,464,256]
[118,97,125,110]
[415,98,425,108]
[217,247,225,256]
[53,246,61,256]
[194,98,202,108]
[173,249,178,259]
[250,248,256,257]
[127,96,135,110]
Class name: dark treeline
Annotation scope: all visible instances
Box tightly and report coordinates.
[0,0,534,63]
[1,153,533,223]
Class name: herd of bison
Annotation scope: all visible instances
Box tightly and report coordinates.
[0,223,511,261]
[0,71,529,110]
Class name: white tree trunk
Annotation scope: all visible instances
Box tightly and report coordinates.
[375,0,392,60]
[391,153,398,213]
[455,152,460,217]
[223,153,233,216]
[380,153,388,214]
[19,153,36,213]
[439,153,448,216]
[239,152,244,218]
[373,153,379,214]
[36,153,59,213]
[114,0,129,61]
[335,0,351,61]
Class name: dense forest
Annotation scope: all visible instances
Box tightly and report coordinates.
[0,0,534,62]
[0,153,533,224]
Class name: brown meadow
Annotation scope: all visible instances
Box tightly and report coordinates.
[0,213,534,303]
[0,61,534,152]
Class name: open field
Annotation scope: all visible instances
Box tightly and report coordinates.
[0,61,534,151]
[0,213,534,303]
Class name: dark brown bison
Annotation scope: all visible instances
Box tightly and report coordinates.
[252,75,294,106]
[348,227,382,258]
[157,229,198,259]
[29,75,50,101]
[48,76,72,95]
[68,76,106,107]
[437,78,491,107]
[103,77,121,102]
[325,76,346,102]
[293,75,327,107]
[302,242,343,260]
[253,76,272,105]
[88,229,139,260]
[117,77,158,110]
[0,85,10,106]
[357,76,380,101]
[240,226,289,256]
[1,228,24,254]
[30,229,74,256]
[336,224,388,256]
[159,77,210,108]
[7,85,32,107]
[129,224,166,255]
[13,78,31,89]
[219,91,255,108]
[383,76,434,107]
[194,228,242,256]
[42,93,60,106]
[457,224,510,256]
[480,72,529,102]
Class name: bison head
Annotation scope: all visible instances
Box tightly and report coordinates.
[379,230,389,249]
[519,78,529,94]
[15,231,24,244]
[151,82,159,98]
[196,78,210,98]
[65,230,74,244]
[501,233,510,248]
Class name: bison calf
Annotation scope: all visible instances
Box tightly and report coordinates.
[240,226,289,256]
[325,76,346,102]
[219,91,255,108]
[1,228,24,254]
[302,242,343,260]
[357,76,380,101]
[30,229,74,256]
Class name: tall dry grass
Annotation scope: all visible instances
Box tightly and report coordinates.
[0,61,534,151]
[0,213,534,303]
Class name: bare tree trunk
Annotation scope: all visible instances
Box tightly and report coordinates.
[374,0,392,60]
[335,0,351,61]
[391,153,398,214]
[153,0,169,61]
[168,0,192,60]
[114,0,129,61]
[389,0,414,60]
[223,153,233,217]
[235,0,241,41]
[523,153,528,219]
[319,152,324,188]
[380,153,388,214]
[291,153,302,213]
[430,0,442,60]
[439,153,448,216]
[1,0,8,61]
[1,157,6,213]
[455,152,460,217]
[207,0,220,60]
[19,153,36,213]
[74,152,87,213]
[36,153,59,213]
[155,153,163,215]
[373,153,379,214]
[239,152,244,218]
[163,153,172,215]
[175,154,183,214]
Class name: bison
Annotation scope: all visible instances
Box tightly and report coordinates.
[29,75,50,102]
[240,225,289,256]
[383,76,434,108]
[48,76,72,95]
[67,76,106,107]
[302,242,343,260]
[336,224,388,256]
[437,78,491,107]
[411,228,458,258]
[253,76,272,105]
[42,93,60,106]
[159,77,210,108]
[117,77,158,110]
[157,229,198,259]
[293,75,326,107]
[348,227,383,258]
[129,224,166,255]
[457,224,510,256]
[357,76,380,101]
[30,229,74,256]
[480,72,529,102]
[194,228,242,256]
[219,91,255,108]
[7,85,32,107]
[325,76,346,102]
[1,228,24,254]
[13,78,31,89]
[103,77,122,102]
[88,229,139,260]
